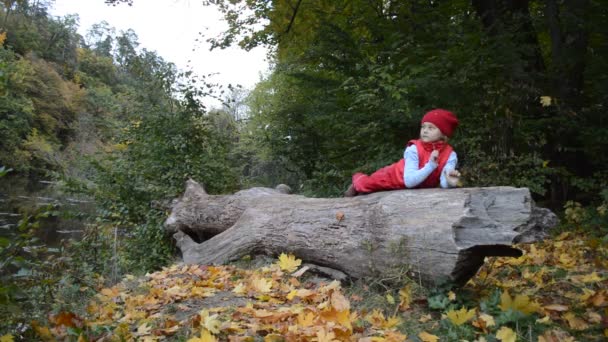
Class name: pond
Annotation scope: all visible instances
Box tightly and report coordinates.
[0,177,94,248]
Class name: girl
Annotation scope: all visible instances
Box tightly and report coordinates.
[344,109,461,196]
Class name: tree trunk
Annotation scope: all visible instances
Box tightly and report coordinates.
[165,180,557,286]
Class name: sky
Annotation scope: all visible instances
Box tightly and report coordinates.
[49,0,269,108]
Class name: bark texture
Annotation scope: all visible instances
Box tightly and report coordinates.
[165,180,557,285]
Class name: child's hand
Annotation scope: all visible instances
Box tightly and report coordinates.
[430,150,439,164]
[445,169,461,187]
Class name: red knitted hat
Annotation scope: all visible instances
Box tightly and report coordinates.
[421,109,459,137]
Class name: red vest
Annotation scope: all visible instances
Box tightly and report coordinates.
[408,139,452,187]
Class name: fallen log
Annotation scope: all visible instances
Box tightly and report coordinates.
[165,180,557,285]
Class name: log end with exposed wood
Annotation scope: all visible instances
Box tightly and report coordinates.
[165,179,558,286]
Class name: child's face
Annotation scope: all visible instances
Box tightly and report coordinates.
[420,122,444,142]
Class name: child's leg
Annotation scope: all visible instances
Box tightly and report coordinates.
[352,159,405,194]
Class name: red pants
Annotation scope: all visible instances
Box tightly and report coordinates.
[352,159,405,193]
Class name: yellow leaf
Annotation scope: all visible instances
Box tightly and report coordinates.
[188,329,217,342]
[233,283,246,295]
[496,326,516,342]
[321,308,352,331]
[540,96,552,107]
[316,328,338,342]
[536,315,551,324]
[136,323,152,336]
[386,293,395,305]
[448,291,456,301]
[199,309,221,334]
[398,284,412,310]
[0,334,14,342]
[446,307,476,326]
[383,315,402,329]
[418,314,432,323]
[331,290,350,311]
[297,311,315,327]
[499,290,540,315]
[570,272,602,284]
[264,334,284,342]
[418,331,439,342]
[563,312,589,330]
[277,253,302,272]
[0,31,6,46]
[251,276,272,293]
[479,313,495,327]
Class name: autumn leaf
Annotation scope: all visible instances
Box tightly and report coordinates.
[316,328,339,342]
[398,284,412,310]
[418,331,439,342]
[199,309,221,334]
[540,96,552,107]
[330,290,350,311]
[233,282,246,295]
[0,32,6,46]
[496,326,517,342]
[277,253,302,272]
[448,291,456,301]
[386,293,395,305]
[419,314,432,323]
[563,312,589,330]
[446,307,476,326]
[251,276,272,293]
[0,334,14,342]
[499,290,540,315]
[297,311,315,327]
[187,329,217,342]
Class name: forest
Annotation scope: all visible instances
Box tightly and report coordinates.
[0,0,607,341]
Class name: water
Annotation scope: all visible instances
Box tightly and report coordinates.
[0,177,94,248]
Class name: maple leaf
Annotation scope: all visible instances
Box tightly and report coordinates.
[496,326,517,342]
[418,314,432,323]
[277,253,302,272]
[446,306,476,326]
[233,283,247,295]
[321,309,352,331]
[135,323,152,336]
[479,313,495,327]
[383,315,402,329]
[418,331,439,342]
[330,291,350,311]
[316,328,339,342]
[563,312,589,330]
[251,276,272,293]
[0,334,14,342]
[540,96,552,107]
[187,329,217,342]
[398,284,412,310]
[298,311,316,327]
[499,290,540,315]
[199,309,221,334]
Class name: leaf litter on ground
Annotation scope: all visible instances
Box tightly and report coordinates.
[26,231,608,341]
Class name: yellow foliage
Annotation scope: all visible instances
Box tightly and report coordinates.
[398,284,412,310]
[499,290,540,315]
[188,330,217,342]
[0,334,14,342]
[418,331,439,342]
[0,31,6,46]
[446,307,476,326]
[251,276,272,293]
[495,326,516,342]
[277,253,301,272]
